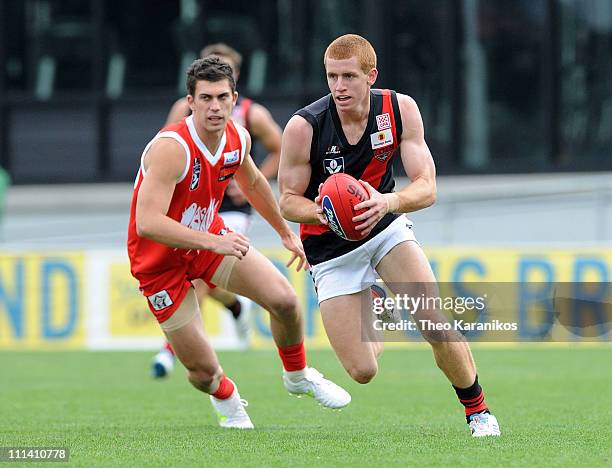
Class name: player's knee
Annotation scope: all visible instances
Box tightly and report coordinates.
[269,288,299,319]
[347,363,377,384]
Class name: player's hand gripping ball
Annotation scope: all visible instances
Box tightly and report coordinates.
[320,173,370,241]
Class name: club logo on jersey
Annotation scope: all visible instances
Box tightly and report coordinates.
[376,113,391,131]
[374,149,395,162]
[190,157,201,191]
[180,199,219,232]
[323,157,345,175]
[147,289,173,311]
[223,150,240,165]
[370,129,393,150]
[321,195,347,240]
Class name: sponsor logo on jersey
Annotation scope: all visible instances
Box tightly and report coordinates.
[218,150,241,181]
[180,198,219,232]
[370,128,393,149]
[147,289,173,311]
[321,195,347,240]
[223,150,240,165]
[323,157,345,175]
[190,157,201,190]
[325,145,342,155]
[376,113,391,131]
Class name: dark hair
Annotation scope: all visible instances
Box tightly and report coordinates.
[186,57,236,96]
[200,43,242,73]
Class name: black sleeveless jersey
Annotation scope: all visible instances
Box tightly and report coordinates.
[295,89,403,265]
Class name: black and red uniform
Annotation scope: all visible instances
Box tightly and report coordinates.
[295,89,403,265]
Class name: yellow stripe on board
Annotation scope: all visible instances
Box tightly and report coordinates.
[0,248,609,349]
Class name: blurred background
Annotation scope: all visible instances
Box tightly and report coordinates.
[0,0,610,349]
[1,0,612,182]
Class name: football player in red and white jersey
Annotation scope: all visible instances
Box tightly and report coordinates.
[151,45,281,374]
[279,34,500,437]
[128,57,350,429]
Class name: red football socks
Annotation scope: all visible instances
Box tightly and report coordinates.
[277,341,307,371]
[453,375,490,422]
[212,375,235,400]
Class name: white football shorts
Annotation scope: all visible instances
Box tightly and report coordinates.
[309,214,418,303]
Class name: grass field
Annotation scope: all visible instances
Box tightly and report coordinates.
[1,347,610,467]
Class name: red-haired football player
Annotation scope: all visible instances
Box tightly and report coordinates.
[279,34,500,437]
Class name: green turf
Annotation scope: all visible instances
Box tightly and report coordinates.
[1,347,610,467]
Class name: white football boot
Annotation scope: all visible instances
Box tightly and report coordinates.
[151,349,175,378]
[283,367,351,409]
[209,387,254,429]
[469,412,501,437]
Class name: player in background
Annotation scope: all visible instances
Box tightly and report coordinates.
[278,34,500,437]
[128,57,351,429]
[152,44,283,377]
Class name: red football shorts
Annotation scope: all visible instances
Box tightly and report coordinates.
[135,250,225,324]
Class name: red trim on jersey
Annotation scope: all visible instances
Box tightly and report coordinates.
[359,90,398,190]
[241,97,252,133]
[300,223,329,239]
[299,90,399,242]
[231,97,253,132]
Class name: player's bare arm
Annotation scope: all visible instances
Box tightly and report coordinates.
[248,103,283,179]
[165,97,191,125]
[136,138,250,258]
[278,116,327,225]
[235,133,308,270]
[353,94,436,235]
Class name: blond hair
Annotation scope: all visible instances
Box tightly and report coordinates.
[200,43,243,73]
[324,34,377,74]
